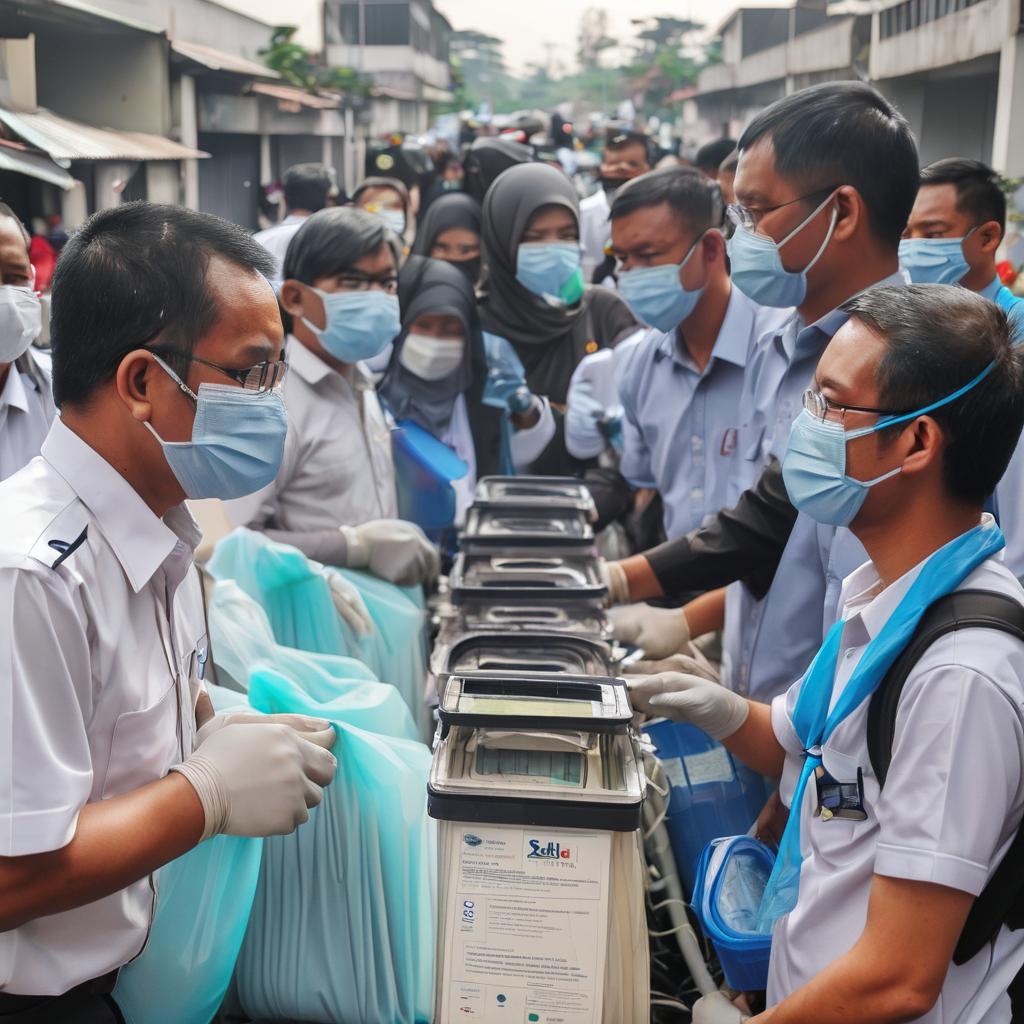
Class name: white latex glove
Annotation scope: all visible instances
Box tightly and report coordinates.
[171,721,337,840]
[692,992,750,1023]
[609,603,690,659]
[194,710,334,749]
[600,559,630,606]
[340,519,440,587]
[625,649,719,682]
[628,671,749,741]
[323,567,375,636]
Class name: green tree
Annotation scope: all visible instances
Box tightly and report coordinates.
[259,26,368,97]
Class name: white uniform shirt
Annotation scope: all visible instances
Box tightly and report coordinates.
[227,338,397,532]
[580,189,613,286]
[0,420,206,994]
[0,352,56,481]
[252,213,308,283]
[769,546,1024,1021]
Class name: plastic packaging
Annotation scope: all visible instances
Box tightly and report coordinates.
[392,417,468,532]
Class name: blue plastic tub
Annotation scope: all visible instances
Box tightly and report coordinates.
[642,719,772,893]
[692,836,774,991]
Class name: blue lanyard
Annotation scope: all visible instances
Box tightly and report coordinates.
[758,518,1006,930]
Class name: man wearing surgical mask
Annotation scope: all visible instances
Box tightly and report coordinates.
[609,82,919,708]
[0,203,338,1018]
[227,206,439,587]
[0,201,53,480]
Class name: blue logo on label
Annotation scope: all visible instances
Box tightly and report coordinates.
[527,839,571,860]
[463,833,483,847]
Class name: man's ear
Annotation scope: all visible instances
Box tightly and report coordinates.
[116,350,159,422]
[975,219,1002,255]
[899,415,945,478]
[279,279,307,318]
[831,185,865,244]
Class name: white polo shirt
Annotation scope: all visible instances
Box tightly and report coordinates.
[769,544,1024,1021]
[226,337,397,532]
[0,351,56,481]
[0,419,206,995]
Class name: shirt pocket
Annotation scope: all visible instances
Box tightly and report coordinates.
[101,677,181,800]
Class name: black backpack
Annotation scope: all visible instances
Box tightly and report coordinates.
[866,589,1024,1016]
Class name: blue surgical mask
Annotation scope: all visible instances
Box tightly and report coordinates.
[782,361,995,526]
[302,288,401,363]
[516,242,582,302]
[898,231,975,285]
[145,355,288,500]
[728,191,838,308]
[378,209,406,237]
[618,232,706,332]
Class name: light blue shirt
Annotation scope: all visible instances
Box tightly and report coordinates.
[617,287,791,539]
[722,271,906,701]
[980,276,1024,339]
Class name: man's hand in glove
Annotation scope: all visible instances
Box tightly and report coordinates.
[609,603,691,659]
[194,710,337,748]
[628,671,749,741]
[323,567,375,635]
[340,519,440,587]
[692,992,750,1023]
[625,649,719,682]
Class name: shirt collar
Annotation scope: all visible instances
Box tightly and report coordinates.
[654,286,754,372]
[286,335,334,386]
[980,276,1003,302]
[281,213,307,226]
[41,419,200,593]
[0,362,29,413]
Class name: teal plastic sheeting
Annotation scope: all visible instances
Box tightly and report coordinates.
[236,668,436,1024]
[207,530,429,729]
[112,834,262,1024]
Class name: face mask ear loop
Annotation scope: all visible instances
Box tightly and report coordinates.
[800,207,838,277]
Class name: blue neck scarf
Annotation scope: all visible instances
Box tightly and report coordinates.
[758,517,1006,930]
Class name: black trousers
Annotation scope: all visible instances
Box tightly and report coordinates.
[0,987,124,1022]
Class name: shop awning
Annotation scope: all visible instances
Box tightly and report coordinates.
[249,82,341,110]
[0,139,76,190]
[170,39,280,79]
[0,105,207,162]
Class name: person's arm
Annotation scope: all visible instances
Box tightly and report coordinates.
[720,701,786,778]
[510,397,556,468]
[683,587,727,639]
[753,875,973,1024]
[0,774,204,931]
[614,459,797,603]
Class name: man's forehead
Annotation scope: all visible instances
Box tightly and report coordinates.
[818,318,887,392]
[911,183,961,218]
[734,136,780,202]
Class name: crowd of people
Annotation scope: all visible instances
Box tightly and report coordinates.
[1,77,1024,1023]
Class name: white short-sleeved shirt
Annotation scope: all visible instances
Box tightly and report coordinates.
[0,351,56,481]
[226,337,398,532]
[0,419,207,995]
[768,545,1024,1022]
[579,188,612,286]
[252,214,308,284]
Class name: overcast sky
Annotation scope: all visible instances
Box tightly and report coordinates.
[433,0,781,75]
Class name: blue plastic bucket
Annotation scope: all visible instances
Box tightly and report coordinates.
[692,836,774,991]
[642,719,772,892]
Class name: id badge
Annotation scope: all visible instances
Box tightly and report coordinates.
[813,764,867,822]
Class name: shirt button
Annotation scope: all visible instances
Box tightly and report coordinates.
[691,487,704,500]
[691,436,703,451]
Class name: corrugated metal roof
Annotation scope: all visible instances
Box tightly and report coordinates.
[248,82,341,110]
[0,140,76,190]
[0,106,208,162]
[170,39,280,79]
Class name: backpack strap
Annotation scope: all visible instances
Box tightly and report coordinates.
[866,588,1024,967]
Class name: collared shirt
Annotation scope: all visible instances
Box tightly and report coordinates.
[768,544,1024,1021]
[227,337,397,533]
[980,275,1024,338]
[0,419,206,994]
[253,213,308,282]
[722,271,906,700]
[579,188,611,285]
[618,288,791,539]
[0,351,56,481]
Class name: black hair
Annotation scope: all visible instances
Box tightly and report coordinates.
[283,205,400,284]
[843,283,1024,504]
[605,130,653,167]
[738,81,918,247]
[50,202,276,408]
[0,201,30,246]
[920,158,1006,234]
[610,166,723,234]
[695,138,736,175]
[283,162,333,214]
[719,149,739,174]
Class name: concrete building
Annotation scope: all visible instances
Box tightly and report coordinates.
[324,0,453,135]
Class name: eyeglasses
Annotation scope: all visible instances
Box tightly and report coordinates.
[726,185,840,234]
[148,346,287,393]
[333,274,399,294]
[802,388,905,424]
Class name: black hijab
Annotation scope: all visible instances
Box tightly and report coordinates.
[464,137,534,203]
[411,193,482,285]
[478,162,637,404]
[380,256,486,436]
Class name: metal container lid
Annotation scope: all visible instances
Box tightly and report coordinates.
[473,475,598,521]
[460,505,595,551]
[448,552,606,606]
[441,632,614,678]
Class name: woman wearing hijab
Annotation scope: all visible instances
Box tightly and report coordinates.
[411,193,482,288]
[479,161,639,475]
[380,256,553,526]
[463,136,534,203]
[352,176,413,248]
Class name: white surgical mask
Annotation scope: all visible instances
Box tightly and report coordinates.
[379,209,407,237]
[399,333,464,381]
[0,285,41,363]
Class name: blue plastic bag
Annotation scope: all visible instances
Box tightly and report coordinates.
[112,835,262,1024]
[236,668,436,1023]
